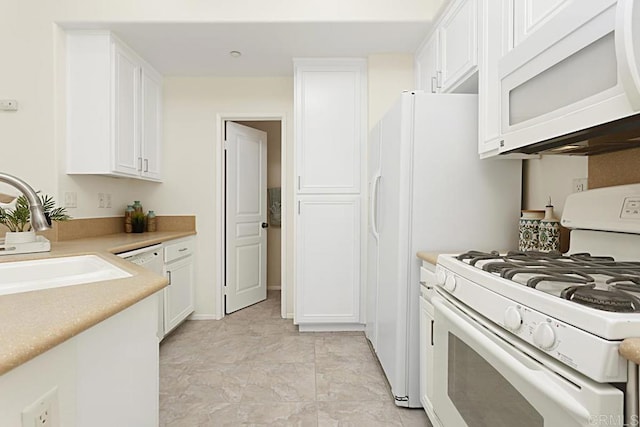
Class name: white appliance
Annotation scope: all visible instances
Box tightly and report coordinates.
[366,92,522,407]
[499,0,640,155]
[118,244,165,339]
[433,184,640,426]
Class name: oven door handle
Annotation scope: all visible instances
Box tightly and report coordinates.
[433,296,592,424]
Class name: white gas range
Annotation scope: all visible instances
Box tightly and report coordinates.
[430,184,640,427]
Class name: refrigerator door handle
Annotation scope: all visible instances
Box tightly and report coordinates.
[371,173,382,240]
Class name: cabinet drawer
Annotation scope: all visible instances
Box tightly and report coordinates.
[164,239,195,263]
[420,263,437,285]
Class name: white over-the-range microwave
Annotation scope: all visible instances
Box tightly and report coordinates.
[498,0,640,156]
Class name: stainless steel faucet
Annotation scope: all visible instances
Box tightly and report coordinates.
[0,173,51,231]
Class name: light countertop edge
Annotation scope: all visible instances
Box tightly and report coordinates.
[0,231,196,376]
[416,252,440,265]
[620,339,640,365]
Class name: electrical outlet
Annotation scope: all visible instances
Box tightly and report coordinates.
[63,192,77,208]
[98,192,105,208]
[105,193,112,208]
[573,178,588,193]
[21,387,59,427]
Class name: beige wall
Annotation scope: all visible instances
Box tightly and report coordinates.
[367,54,415,129]
[153,77,293,317]
[523,156,588,219]
[237,120,282,290]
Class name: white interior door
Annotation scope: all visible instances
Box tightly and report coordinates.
[225,122,268,313]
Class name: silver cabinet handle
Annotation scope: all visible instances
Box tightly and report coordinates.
[138,157,143,171]
[178,248,188,252]
[431,76,437,93]
[144,158,149,172]
[436,70,442,88]
[167,270,172,285]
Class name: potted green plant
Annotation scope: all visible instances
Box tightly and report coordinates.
[0,193,70,243]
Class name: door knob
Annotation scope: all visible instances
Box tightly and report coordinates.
[261,222,269,228]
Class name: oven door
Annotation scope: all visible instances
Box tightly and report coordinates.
[432,294,623,427]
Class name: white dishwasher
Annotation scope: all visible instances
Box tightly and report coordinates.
[118,244,166,340]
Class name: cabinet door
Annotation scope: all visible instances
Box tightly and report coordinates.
[295,61,365,194]
[419,294,435,412]
[112,42,141,177]
[164,256,194,334]
[415,32,440,93]
[141,68,162,180]
[512,0,570,48]
[478,0,510,156]
[295,196,360,324]
[439,0,478,92]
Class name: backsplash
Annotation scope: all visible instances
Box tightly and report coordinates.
[0,216,196,242]
[589,147,640,189]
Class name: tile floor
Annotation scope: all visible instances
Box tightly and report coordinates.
[159,291,432,426]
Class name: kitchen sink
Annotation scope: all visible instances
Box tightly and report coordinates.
[0,255,131,296]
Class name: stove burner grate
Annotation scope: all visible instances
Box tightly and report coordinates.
[561,286,640,313]
[456,250,640,312]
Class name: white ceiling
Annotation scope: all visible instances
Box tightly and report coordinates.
[61,22,432,76]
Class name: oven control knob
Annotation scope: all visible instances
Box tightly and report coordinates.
[444,274,457,292]
[533,323,556,350]
[436,269,447,286]
[503,307,522,331]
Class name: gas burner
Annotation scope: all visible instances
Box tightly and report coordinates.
[505,250,564,259]
[561,286,640,313]
[456,250,501,266]
[454,250,640,311]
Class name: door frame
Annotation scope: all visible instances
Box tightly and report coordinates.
[215,113,287,319]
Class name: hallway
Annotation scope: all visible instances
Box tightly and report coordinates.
[159,291,430,426]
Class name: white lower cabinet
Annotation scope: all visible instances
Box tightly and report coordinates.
[420,263,441,426]
[0,295,159,427]
[164,237,195,334]
[295,196,361,328]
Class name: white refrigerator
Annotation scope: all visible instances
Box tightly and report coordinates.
[366,92,522,407]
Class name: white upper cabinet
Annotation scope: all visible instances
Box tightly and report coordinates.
[415,32,440,93]
[141,68,163,180]
[112,42,141,177]
[478,0,509,156]
[439,0,479,92]
[67,31,163,181]
[512,0,570,48]
[294,59,366,194]
[415,0,479,94]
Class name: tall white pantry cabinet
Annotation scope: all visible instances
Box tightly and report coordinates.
[294,59,367,330]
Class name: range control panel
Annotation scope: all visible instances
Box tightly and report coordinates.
[621,197,640,219]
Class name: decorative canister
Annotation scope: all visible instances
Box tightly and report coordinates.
[519,210,545,251]
[539,199,560,253]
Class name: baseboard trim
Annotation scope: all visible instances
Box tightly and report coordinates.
[297,323,365,332]
[188,314,221,321]
[267,285,282,291]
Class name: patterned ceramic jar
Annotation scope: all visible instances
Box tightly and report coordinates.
[519,210,544,251]
[539,203,560,252]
